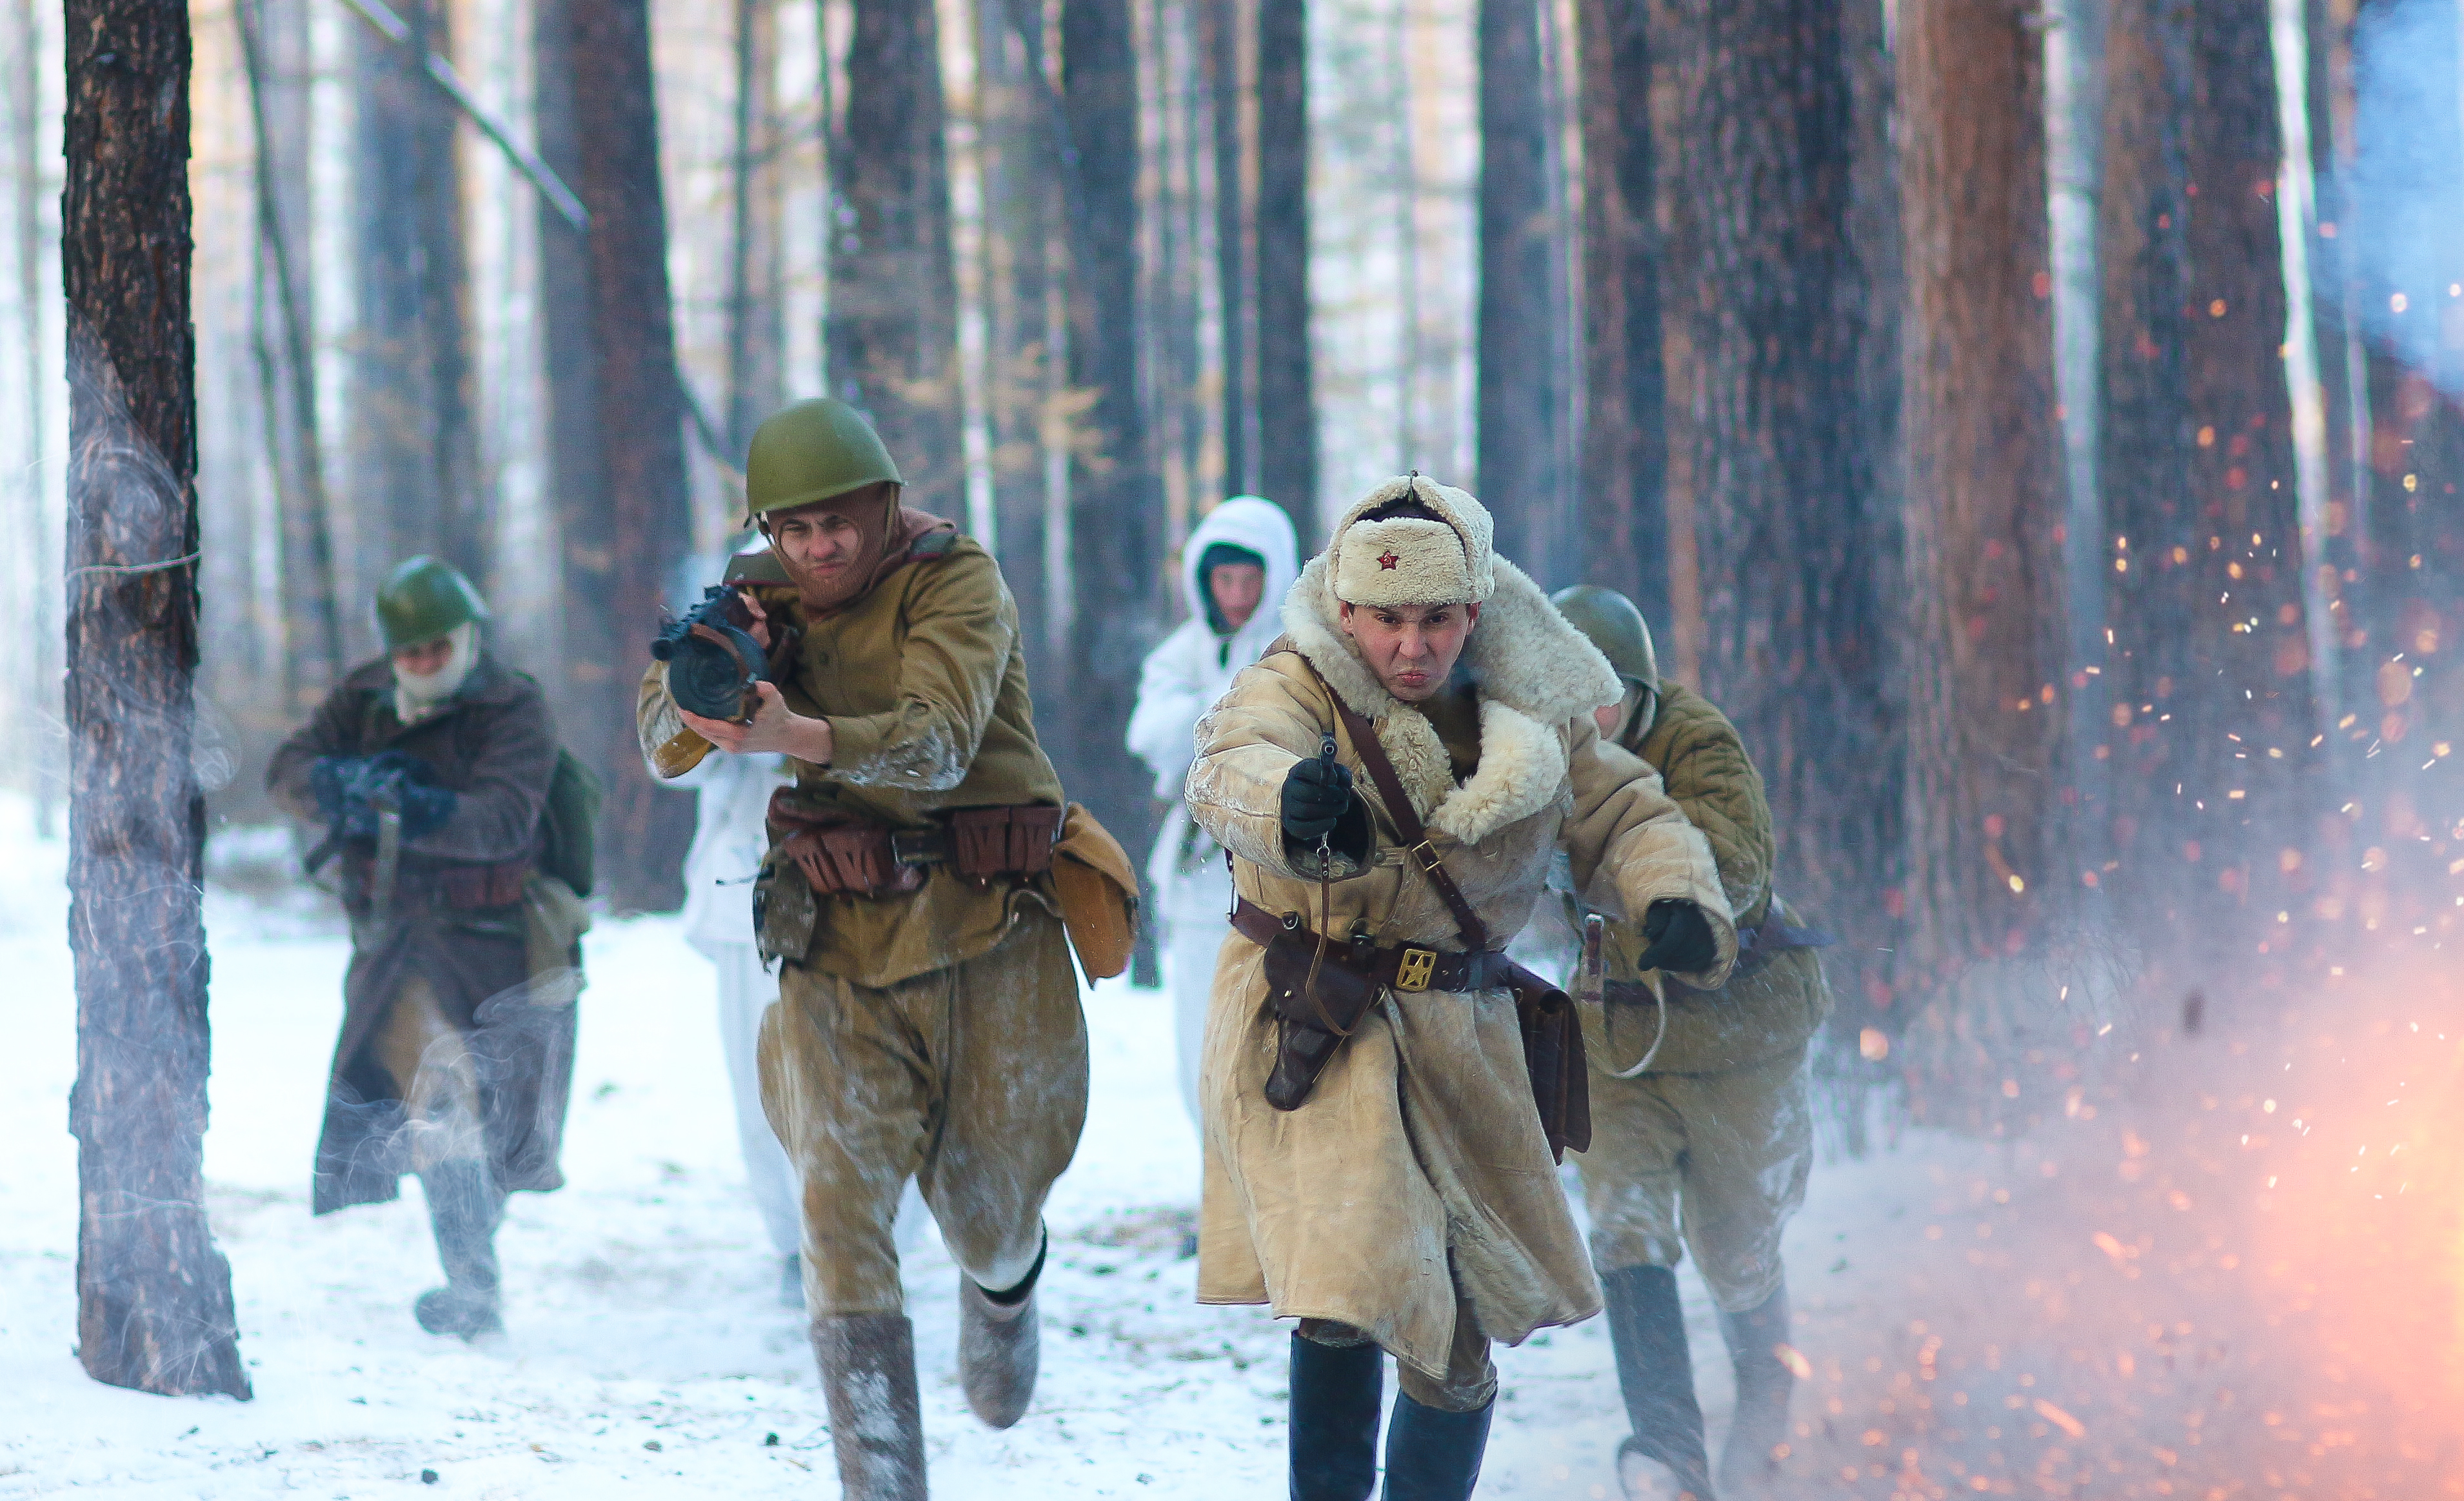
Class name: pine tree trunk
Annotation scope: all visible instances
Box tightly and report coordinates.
[1574,0,1663,617]
[533,0,598,746]
[562,0,696,911]
[2096,0,2199,953]
[724,0,786,453]
[973,0,1055,668]
[1253,0,1313,534]
[1059,0,1162,920]
[237,0,343,715]
[1660,0,1894,1007]
[1896,0,2074,1111]
[1479,0,1565,576]
[830,0,963,515]
[348,0,484,585]
[1203,0,1253,497]
[61,0,250,1400]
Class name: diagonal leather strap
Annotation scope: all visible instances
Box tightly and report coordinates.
[1298,659,1493,955]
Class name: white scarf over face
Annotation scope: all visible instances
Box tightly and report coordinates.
[393,621,480,724]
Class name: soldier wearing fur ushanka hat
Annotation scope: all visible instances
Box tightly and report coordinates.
[1184,472,1739,1501]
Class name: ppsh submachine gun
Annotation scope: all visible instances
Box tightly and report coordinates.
[651,583,772,721]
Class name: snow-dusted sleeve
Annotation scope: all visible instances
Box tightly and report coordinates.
[1185,653,1371,883]
[1126,624,1213,799]
[824,548,1012,791]
[1557,715,1738,988]
[638,662,715,780]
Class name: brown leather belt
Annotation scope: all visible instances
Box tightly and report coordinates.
[1231,898,1512,995]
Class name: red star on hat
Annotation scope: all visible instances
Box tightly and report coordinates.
[1377,550,1401,570]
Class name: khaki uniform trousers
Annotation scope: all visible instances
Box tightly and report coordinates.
[371,976,486,1172]
[760,904,1089,1315]
[1573,1044,1813,1313]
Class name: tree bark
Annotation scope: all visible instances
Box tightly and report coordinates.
[1575,0,1663,619]
[2096,0,2198,948]
[1253,0,1313,534]
[973,0,1057,668]
[534,0,599,786]
[830,0,963,515]
[1204,0,1253,499]
[1660,0,1894,1012]
[561,0,696,911]
[1896,0,2074,1106]
[348,0,484,586]
[237,0,343,716]
[61,0,249,1400]
[1479,0,1567,577]
[1059,0,1162,930]
[724,0,786,454]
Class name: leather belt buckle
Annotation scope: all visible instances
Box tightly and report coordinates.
[1395,947,1438,993]
[891,831,944,865]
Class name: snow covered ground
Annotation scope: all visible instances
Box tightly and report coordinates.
[4,795,2460,1498]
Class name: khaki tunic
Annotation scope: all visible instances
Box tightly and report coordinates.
[1571,682,1831,1307]
[1186,554,1739,1383]
[640,532,1086,1315]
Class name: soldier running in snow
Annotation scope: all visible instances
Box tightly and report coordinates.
[1126,495,1300,1131]
[1552,585,1835,1501]
[638,397,1136,1501]
[1185,475,1739,1499]
[268,557,590,1340]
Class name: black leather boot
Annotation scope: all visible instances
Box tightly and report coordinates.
[1380,1390,1493,1501]
[1602,1264,1714,1500]
[1288,1331,1384,1501]
[413,1160,504,1338]
[1715,1282,1793,1498]
[959,1235,1045,1429]
[813,1313,929,1500]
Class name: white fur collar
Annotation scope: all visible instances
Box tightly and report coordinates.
[1278,554,1622,845]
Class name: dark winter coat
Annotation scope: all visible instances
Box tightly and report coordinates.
[1578,682,1832,1076]
[267,653,575,1214]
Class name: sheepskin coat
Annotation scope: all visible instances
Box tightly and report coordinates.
[1184,550,1740,1382]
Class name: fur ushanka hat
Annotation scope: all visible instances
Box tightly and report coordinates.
[1326,474,1495,608]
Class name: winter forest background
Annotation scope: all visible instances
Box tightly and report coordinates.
[6,0,2464,1495]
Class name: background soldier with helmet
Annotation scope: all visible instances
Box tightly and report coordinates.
[638,397,1135,1501]
[267,559,592,1340]
[1549,584,1834,1501]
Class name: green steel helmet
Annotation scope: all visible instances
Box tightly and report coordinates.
[1551,584,1660,697]
[375,555,490,650]
[745,397,904,519]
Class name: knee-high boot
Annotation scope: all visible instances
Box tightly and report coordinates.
[1379,1390,1492,1501]
[813,1314,929,1500]
[1602,1264,1714,1500]
[1715,1281,1793,1497]
[413,1160,504,1338]
[1289,1332,1384,1501]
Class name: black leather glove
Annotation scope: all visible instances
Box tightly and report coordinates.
[1635,899,1716,974]
[1280,753,1358,844]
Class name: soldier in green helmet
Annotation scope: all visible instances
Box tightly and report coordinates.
[268,556,586,1340]
[639,398,1132,1500]
[1549,584,1834,1501]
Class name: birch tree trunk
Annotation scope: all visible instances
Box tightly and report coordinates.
[1204,0,1253,498]
[1896,0,2076,1118]
[562,0,695,910]
[830,0,963,515]
[62,0,250,1399]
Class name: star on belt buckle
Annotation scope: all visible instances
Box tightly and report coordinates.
[1395,947,1438,993]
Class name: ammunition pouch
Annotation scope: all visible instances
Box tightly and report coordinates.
[948,804,1062,882]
